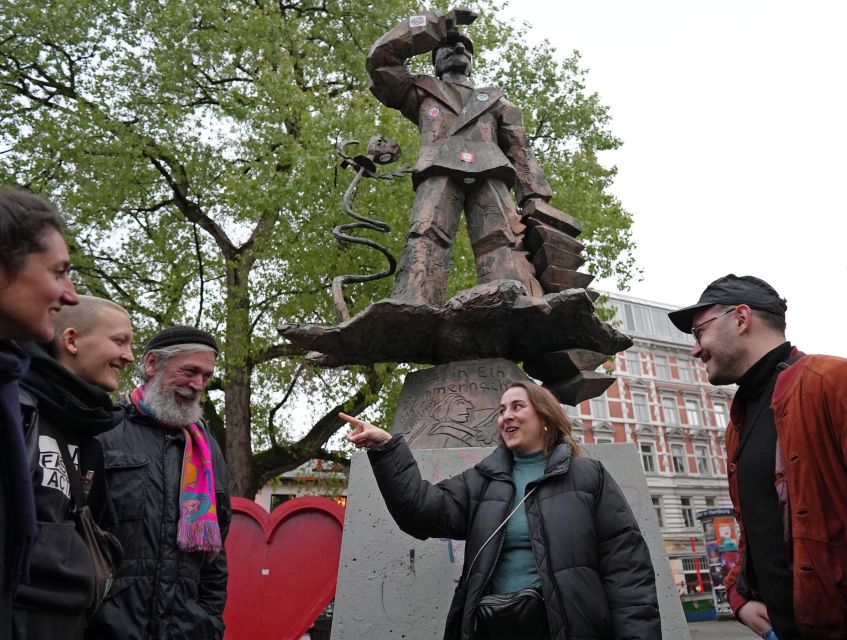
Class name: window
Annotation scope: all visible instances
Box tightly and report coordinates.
[681,496,695,528]
[270,494,295,510]
[640,443,656,473]
[625,351,641,375]
[685,398,701,426]
[621,303,654,335]
[652,496,664,528]
[565,403,579,418]
[632,392,650,422]
[695,445,712,476]
[713,401,729,428]
[594,436,613,444]
[681,556,712,594]
[661,396,679,425]
[614,300,693,343]
[654,355,670,379]
[671,444,686,474]
[590,396,609,419]
[677,358,693,382]
[704,496,716,507]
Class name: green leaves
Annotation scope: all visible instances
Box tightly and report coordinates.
[0,0,637,493]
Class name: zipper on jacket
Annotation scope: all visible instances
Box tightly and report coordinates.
[468,446,573,638]
[151,429,179,636]
[471,507,509,639]
[526,481,561,639]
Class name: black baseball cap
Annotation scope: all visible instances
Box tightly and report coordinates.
[668,274,787,333]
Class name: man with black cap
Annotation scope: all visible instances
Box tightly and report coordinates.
[668,274,847,640]
[88,326,231,640]
[366,7,553,306]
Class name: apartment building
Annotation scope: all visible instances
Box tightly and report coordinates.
[567,291,736,604]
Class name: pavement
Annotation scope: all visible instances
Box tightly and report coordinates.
[688,619,761,639]
[300,620,762,639]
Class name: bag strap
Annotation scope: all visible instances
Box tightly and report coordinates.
[466,485,537,576]
[53,428,88,511]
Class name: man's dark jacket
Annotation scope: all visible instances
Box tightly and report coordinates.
[369,437,660,640]
[86,401,231,640]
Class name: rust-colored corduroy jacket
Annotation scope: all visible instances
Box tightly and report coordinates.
[726,351,847,639]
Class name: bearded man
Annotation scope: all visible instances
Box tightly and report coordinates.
[87,327,230,640]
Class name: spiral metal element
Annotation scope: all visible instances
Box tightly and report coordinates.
[332,136,411,321]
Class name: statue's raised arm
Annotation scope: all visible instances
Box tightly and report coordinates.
[367,9,475,118]
[366,8,555,306]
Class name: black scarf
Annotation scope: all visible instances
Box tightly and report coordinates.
[19,342,124,436]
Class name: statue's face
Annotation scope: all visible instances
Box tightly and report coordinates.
[434,41,473,78]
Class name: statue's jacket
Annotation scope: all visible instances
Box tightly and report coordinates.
[366,11,553,205]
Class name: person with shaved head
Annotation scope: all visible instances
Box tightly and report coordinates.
[14,295,133,639]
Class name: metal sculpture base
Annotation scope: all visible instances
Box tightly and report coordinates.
[280,280,630,368]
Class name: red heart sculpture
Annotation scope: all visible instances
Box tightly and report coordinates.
[223,496,345,640]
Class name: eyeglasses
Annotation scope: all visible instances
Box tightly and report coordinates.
[691,307,737,345]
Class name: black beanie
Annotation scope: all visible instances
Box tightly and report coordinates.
[145,326,219,354]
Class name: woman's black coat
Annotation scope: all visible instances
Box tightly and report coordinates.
[368,437,661,640]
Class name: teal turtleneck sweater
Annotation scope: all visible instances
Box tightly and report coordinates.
[489,449,547,594]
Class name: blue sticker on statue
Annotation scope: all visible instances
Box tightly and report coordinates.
[409,15,426,27]
[476,93,489,101]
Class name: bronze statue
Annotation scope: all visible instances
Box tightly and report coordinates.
[278,9,632,405]
[367,8,554,306]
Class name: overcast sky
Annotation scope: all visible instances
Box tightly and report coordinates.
[502,0,847,356]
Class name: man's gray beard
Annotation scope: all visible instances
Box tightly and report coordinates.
[143,376,204,427]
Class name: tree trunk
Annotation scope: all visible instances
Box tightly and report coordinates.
[224,259,255,498]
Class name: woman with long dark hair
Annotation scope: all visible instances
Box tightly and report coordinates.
[0,188,78,637]
[340,380,660,640]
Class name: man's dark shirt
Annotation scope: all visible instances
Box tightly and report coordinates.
[735,341,801,640]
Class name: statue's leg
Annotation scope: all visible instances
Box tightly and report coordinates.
[390,175,464,306]
[465,179,544,297]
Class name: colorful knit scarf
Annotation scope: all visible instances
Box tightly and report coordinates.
[129,385,222,557]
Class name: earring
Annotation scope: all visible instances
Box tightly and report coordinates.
[71,347,78,354]
[543,425,548,432]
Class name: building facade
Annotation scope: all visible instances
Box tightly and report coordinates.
[566,291,736,607]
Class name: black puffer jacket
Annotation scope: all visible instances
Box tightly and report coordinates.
[369,437,660,640]
[86,402,230,640]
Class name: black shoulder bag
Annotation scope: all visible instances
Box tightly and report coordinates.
[469,486,549,640]
[55,432,123,619]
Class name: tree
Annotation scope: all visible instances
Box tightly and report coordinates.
[0,0,636,497]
